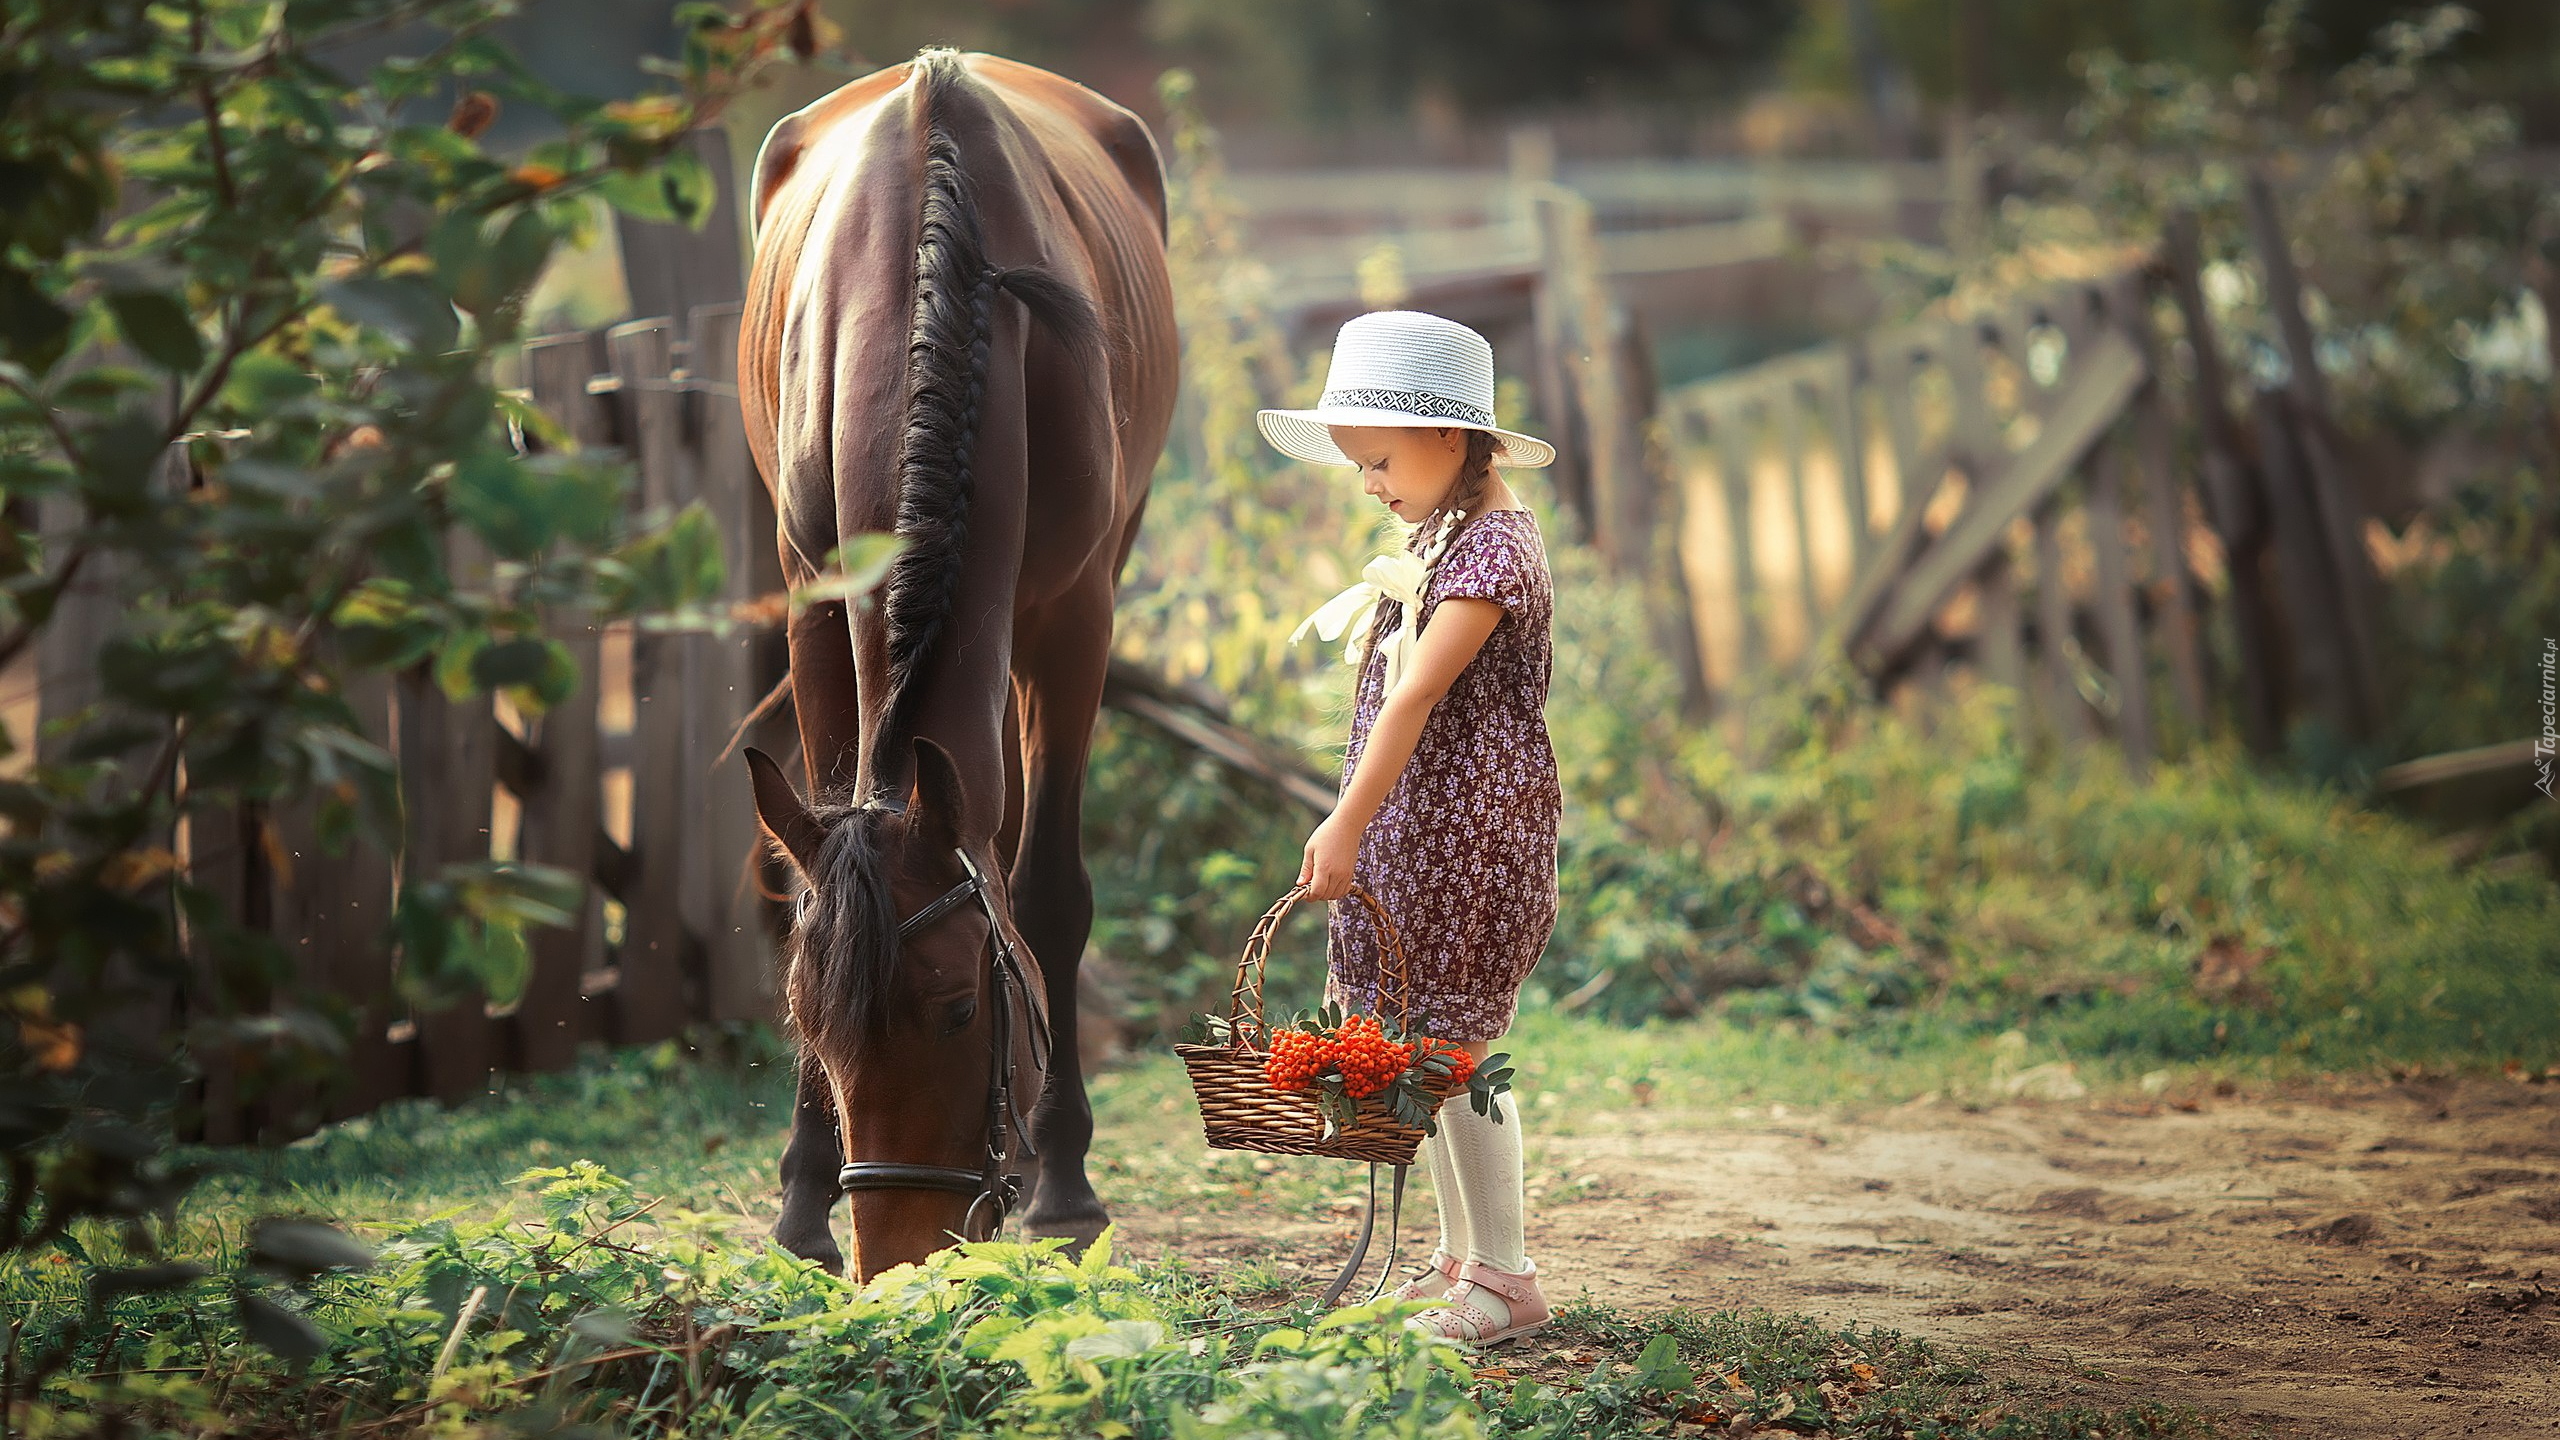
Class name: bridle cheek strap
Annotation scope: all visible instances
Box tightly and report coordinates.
[834,846,1043,1242]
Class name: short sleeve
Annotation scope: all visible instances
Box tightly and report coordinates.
[1429,518,1535,619]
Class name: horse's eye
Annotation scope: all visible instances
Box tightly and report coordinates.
[941,996,978,1033]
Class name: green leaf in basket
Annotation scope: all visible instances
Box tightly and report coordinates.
[1315,1087,1355,1142]
[1389,1082,1433,1131]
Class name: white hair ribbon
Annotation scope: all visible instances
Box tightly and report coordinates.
[1289,511,1464,699]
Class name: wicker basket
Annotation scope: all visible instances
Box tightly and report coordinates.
[1175,882,1463,1166]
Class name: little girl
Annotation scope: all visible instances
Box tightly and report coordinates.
[1258,309,1564,1347]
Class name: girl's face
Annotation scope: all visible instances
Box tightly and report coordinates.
[1327,424,1467,521]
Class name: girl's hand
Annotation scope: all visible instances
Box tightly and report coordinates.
[1297,816,1360,901]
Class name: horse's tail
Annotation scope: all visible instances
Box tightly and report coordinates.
[877,51,1103,750]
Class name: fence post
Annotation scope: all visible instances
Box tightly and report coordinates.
[295,663,404,1125]
[1825,333,1947,670]
[605,318,696,1046]
[1942,322,2025,708]
[615,129,749,343]
[2248,387,2362,745]
[2084,432,2154,777]
[1523,181,1595,546]
[2162,210,2285,757]
[513,330,614,1072]
[1710,403,1763,684]
[685,301,780,1023]
[2243,168,2383,743]
[1825,350,1874,577]
[264,645,399,1140]
[395,528,501,1106]
[1779,382,1822,659]
[2030,497,2089,747]
[2112,274,2211,740]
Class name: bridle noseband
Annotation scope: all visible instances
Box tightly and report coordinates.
[819,832,1049,1241]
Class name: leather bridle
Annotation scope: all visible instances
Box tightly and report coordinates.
[816,836,1048,1242]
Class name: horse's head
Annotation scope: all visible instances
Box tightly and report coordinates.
[745,736,1048,1281]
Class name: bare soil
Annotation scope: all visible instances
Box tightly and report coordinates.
[1103,1076,2560,1439]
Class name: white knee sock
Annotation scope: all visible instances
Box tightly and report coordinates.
[1421,1126,1471,1267]
[1438,1088,1527,1327]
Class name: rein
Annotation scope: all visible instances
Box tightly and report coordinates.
[821,825,1049,1241]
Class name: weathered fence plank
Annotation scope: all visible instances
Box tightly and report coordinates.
[1824,352,1873,576]
[1780,384,1821,650]
[615,130,748,340]
[687,302,779,1023]
[2030,500,2088,745]
[303,665,404,1123]
[2114,271,2211,737]
[2085,434,2153,776]
[1710,403,1763,683]
[514,331,612,1071]
[605,319,694,1044]
[396,581,500,1106]
[2162,210,2284,756]
[1857,329,2144,673]
[1820,333,1945,663]
[2244,170,2381,741]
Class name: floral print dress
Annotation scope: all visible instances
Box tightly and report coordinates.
[1324,506,1562,1042]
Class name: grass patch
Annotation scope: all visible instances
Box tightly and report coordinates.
[18,1023,2277,1438]
[7,1155,2217,1439]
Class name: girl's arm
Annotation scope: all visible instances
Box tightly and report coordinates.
[1298,596,1504,899]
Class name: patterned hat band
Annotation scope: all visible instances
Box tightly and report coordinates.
[1318,387,1496,429]
[1256,309,1557,469]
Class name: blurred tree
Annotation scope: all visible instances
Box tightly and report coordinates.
[1785,0,2560,136]
[777,0,1799,129]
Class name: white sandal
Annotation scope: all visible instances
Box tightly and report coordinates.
[1405,1257,1550,1347]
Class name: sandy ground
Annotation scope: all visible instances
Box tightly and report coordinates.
[1104,1076,2560,1439]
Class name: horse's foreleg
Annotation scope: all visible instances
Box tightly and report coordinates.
[1010,591,1112,1252]
[772,1051,846,1273]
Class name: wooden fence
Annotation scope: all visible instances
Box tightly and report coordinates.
[1236,138,1941,321]
[1661,268,2201,773]
[106,301,797,1144]
[1654,168,2404,779]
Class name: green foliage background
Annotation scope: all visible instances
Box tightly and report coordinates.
[0,0,839,1395]
[1084,32,2560,1059]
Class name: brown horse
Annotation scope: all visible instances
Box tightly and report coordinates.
[734,48,1177,1280]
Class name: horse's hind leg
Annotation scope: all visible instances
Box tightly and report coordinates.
[1009,582,1114,1251]
[773,1051,846,1274]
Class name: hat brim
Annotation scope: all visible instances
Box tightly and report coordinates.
[1256,406,1557,470]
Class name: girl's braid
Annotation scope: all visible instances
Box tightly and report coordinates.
[1409,428,1501,561]
[1365,429,1502,660]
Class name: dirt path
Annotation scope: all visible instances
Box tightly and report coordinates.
[1104,1076,2560,1438]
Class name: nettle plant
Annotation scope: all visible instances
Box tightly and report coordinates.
[0,0,833,1373]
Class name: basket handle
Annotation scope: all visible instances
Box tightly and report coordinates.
[1225,881,1416,1050]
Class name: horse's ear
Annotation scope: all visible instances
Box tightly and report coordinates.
[745,746,825,877]
[907,734,965,854]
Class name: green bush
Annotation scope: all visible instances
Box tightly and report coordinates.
[0,0,831,1395]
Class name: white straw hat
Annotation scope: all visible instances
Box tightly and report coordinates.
[1257,310,1556,469]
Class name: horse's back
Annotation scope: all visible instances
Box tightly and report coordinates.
[740,55,1175,595]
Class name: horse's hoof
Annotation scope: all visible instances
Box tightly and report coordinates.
[1023,1196,1111,1255]
[772,1222,845,1276]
